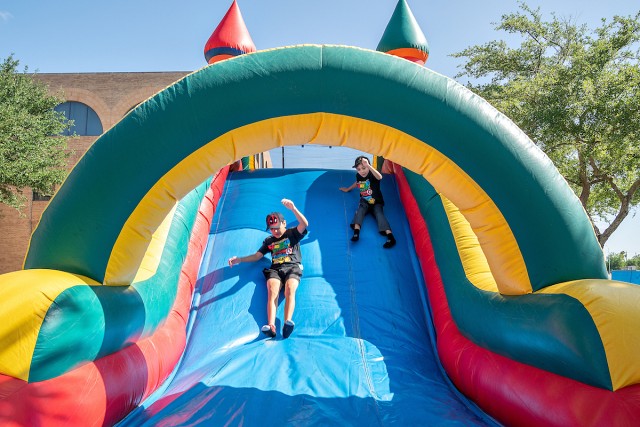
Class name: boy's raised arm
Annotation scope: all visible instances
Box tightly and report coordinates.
[282,198,308,234]
[362,158,382,180]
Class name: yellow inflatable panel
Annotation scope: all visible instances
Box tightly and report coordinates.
[441,195,503,293]
[105,113,531,295]
[0,269,99,380]
[105,203,178,286]
[539,279,640,390]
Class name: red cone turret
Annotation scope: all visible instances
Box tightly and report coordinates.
[204,0,256,65]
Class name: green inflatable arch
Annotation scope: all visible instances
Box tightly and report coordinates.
[25,45,606,290]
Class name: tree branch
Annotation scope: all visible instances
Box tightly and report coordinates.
[599,178,640,245]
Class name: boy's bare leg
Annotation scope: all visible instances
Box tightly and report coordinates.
[283,277,299,322]
[266,278,281,326]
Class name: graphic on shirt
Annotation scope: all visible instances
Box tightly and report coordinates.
[358,180,376,204]
[269,238,293,264]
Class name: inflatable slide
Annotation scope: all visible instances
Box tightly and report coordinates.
[118,168,496,426]
[2,45,640,426]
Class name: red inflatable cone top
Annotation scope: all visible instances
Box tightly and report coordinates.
[204,0,256,64]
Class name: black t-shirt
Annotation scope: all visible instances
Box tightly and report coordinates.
[258,227,308,267]
[356,171,384,206]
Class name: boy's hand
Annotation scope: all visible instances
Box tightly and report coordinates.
[228,256,239,267]
[361,157,370,168]
[281,198,295,210]
[339,187,350,192]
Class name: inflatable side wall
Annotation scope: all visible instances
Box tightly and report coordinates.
[395,163,640,426]
[0,168,229,426]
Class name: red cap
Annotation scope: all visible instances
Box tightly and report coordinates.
[266,212,285,230]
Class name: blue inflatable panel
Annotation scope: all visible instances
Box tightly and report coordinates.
[612,270,640,285]
[118,169,497,426]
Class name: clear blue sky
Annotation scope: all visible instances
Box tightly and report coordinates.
[1,0,639,255]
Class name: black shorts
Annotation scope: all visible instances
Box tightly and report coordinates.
[262,264,303,283]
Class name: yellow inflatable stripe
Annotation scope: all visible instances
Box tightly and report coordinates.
[0,269,99,381]
[105,113,530,294]
[440,196,501,293]
[539,279,640,390]
[104,203,178,286]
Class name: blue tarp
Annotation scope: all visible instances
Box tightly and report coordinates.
[612,270,640,285]
[118,169,497,426]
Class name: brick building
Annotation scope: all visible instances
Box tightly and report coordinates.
[0,72,191,274]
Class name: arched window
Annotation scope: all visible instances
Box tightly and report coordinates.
[55,101,103,136]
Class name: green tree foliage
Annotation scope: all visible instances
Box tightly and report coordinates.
[626,253,640,268]
[606,251,627,271]
[0,55,71,212]
[606,251,640,271]
[452,3,640,247]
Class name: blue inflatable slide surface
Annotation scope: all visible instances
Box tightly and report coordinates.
[118,169,498,426]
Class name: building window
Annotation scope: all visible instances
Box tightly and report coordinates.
[55,101,103,136]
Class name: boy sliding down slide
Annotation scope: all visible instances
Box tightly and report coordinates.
[228,198,309,338]
[340,156,396,248]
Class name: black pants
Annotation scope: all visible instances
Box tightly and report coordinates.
[351,199,391,234]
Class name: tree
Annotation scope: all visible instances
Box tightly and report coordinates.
[452,3,640,247]
[0,55,72,213]
[626,253,640,268]
[606,251,627,271]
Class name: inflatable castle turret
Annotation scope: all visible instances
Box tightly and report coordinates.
[377,0,429,65]
[375,0,429,171]
[204,0,256,65]
[204,0,258,170]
